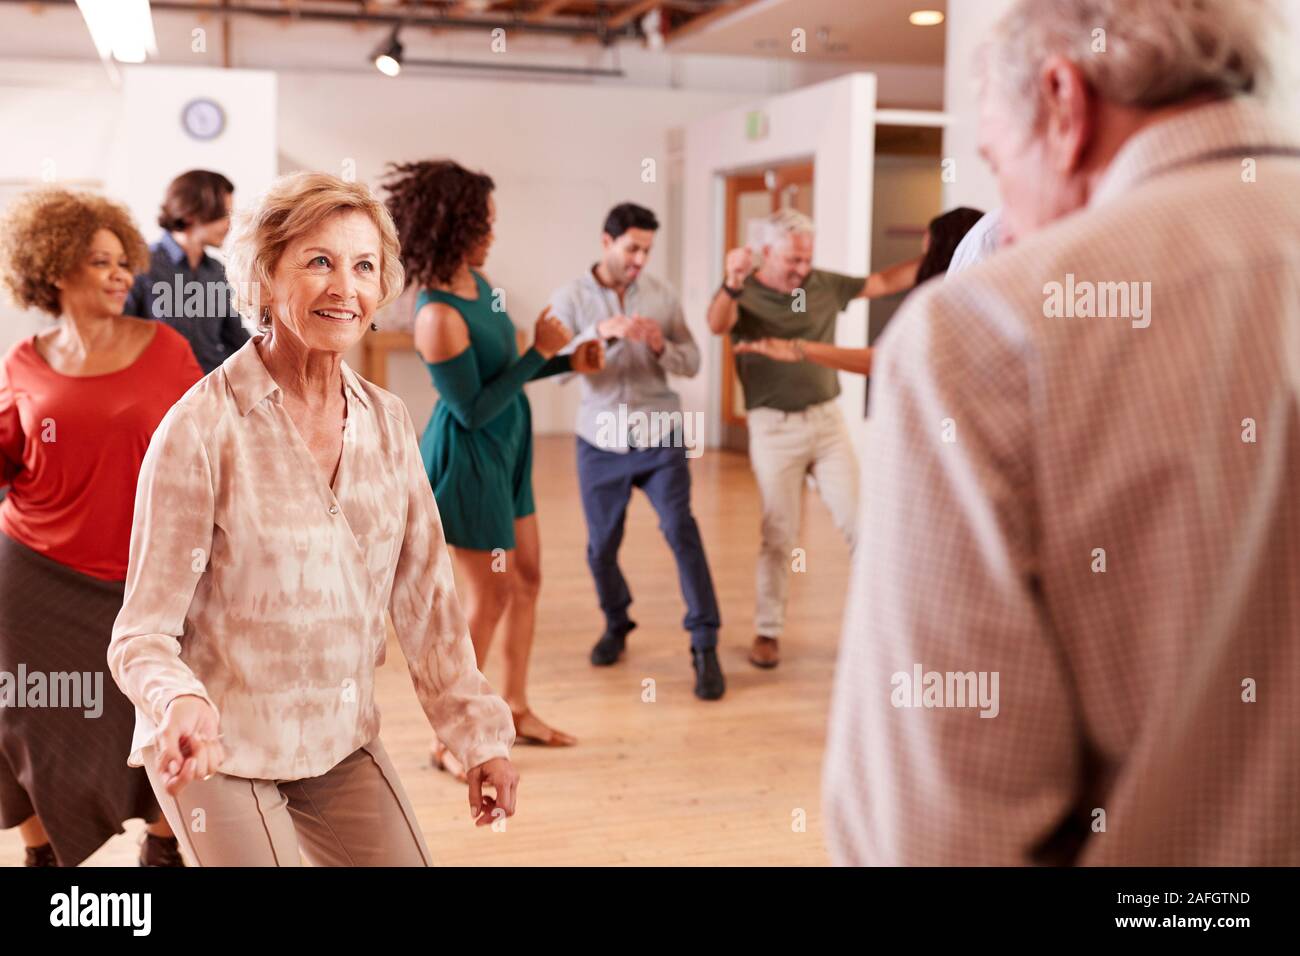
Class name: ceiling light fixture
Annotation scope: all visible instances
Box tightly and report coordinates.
[372,25,403,77]
[909,10,945,27]
[75,0,157,64]
[642,9,664,52]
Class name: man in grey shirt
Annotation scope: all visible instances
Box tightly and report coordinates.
[549,203,724,701]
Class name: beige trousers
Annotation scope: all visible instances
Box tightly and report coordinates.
[746,399,860,638]
[143,737,432,866]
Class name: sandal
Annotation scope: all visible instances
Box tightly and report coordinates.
[430,739,468,782]
[511,708,577,747]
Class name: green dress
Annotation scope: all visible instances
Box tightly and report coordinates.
[419,271,572,551]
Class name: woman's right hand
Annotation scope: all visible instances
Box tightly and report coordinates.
[533,306,572,359]
[734,337,802,363]
[155,694,224,796]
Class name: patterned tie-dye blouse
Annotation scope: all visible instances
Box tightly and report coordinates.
[108,336,514,780]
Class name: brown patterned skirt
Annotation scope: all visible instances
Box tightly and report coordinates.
[0,530,159,866]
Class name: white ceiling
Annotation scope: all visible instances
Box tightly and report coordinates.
[670,0,947,65]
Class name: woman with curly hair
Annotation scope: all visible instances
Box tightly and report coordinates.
[0,189,202,866]
[384,160,604,778]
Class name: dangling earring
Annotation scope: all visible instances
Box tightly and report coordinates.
[370,321,380,332]
[258,307,272,332]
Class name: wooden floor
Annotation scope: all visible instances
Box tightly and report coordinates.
[1,435,852,867]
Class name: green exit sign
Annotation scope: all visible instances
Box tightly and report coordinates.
[745,110,769,140]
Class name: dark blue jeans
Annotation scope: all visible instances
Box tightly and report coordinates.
[576,437,720,650]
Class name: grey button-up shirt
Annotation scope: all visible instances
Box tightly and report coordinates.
[548,267,699,452]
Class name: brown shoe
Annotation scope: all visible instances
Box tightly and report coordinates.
[749,635,780,669]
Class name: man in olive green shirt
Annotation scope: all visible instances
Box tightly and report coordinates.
[707,209,915,668]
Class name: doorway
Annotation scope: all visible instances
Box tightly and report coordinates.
[865,124,944,415]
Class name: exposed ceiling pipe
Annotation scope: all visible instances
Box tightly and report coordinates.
[3,0,645,43]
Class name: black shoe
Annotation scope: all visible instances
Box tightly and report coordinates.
[692,646,726,701]
[24,843,56,867]
[590,621,636,666]
[139,833,186,867]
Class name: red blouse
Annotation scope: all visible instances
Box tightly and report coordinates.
[0,323,203,580]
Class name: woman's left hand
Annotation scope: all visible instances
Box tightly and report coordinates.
[734,337,802,363]
[467,756,519,827]
[571,339,605,374]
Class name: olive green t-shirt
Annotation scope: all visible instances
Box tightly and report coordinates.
[730,268,864,411]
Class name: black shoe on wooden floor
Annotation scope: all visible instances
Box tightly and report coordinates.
[692,646,726,701]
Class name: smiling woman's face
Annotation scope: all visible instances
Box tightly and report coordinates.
[268,208,382,354]
[58,228,133,319]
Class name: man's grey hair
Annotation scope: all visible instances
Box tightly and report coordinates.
[760,208,814,249]
[977,0,1285,129]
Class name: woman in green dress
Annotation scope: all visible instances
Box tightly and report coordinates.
[384,160,604,779]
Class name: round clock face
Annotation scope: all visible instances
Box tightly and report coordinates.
[181,98,225,141]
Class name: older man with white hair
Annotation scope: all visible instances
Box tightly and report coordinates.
[708,209,917,669]
[825,0,1300,865]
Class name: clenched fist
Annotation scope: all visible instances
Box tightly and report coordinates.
[724,247,754,288]
[533,306,572,358]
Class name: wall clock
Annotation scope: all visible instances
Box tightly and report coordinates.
[181,98,225,141]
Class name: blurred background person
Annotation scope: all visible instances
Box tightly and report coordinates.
[735,206,985,376]
[0,188,200,866]
[124,169,248,374]
[707,209,892,670]
[385,160,604,780]
[946,209,1004,277]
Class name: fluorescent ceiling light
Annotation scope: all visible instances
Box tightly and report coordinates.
[909,10,945,27]
[76,0,158,64]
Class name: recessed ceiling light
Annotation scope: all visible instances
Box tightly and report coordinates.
[909,10,945,27]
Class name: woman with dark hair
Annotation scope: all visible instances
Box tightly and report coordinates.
[0,188,202,866]
[384,160,604,779]
[734,206,985,375]
[913,206,987,285]
[124,169,249,374]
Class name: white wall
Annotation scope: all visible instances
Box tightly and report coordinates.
[110,66,277,252]
[273,69,748,432]
[681,74,877,452]
[940,0,1014,212]
[0,61,275,350]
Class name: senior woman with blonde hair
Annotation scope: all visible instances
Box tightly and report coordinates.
[108,171,518,866]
